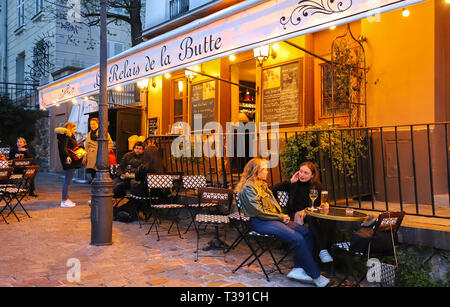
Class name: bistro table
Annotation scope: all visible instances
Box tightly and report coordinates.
[305,206,368,222]
[305,206,368,286]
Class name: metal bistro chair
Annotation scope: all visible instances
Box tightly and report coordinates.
[194,187,233,262]
[2,165,40,222]
[11,158,34,173]
[145,174,185,241]
[181,175,219,233]
[332,211,406,287]
[231,190,291,282]
[0,167,14,223]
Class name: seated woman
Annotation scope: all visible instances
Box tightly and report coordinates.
[8,137,37,197]
[235,158,329,287]
[271,161,333,263]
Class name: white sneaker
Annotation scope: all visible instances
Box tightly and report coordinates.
[314,275,330,287]
[286,268,313,283]
[319,249,334,263]
[60,200,76,208]
[66,199,76,206]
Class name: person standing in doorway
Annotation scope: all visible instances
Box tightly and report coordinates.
[55,122,84,207]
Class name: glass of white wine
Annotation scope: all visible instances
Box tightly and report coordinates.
[309,189,318,210]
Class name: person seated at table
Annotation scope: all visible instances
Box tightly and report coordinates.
[0,152,7,161]
[236,158,329,287]
[8,137,38,197]
[129,146,168,218]
[270,161,334,264]
[113,141,145,198]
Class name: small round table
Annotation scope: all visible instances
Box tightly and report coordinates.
[305,207,368,222]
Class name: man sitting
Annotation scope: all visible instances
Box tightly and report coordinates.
[113,141,145,198]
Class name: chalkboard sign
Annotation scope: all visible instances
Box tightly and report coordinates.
[191,80,216,128]
[262,60,303,125]
[148,117,158,136]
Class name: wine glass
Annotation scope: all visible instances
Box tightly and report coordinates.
[309,189,318,210]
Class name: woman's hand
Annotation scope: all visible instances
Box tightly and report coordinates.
[294,210,306,225]
[319,201,329,209]
[290,171,299,183]
[282,214,290,224]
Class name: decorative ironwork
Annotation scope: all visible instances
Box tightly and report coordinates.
[280,0,353,29]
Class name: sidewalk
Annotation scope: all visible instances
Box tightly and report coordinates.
[0,172,317,287]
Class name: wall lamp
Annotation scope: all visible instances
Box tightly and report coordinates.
[253,44,277,66]
[184,65,201,82]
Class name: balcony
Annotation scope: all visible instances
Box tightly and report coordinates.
[0,82,40,109]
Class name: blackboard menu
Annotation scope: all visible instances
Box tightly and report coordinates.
[148,117,158,136]
[262,60,303,125]
[191,80,216,128]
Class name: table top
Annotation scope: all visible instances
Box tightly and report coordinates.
[305,206,368,222]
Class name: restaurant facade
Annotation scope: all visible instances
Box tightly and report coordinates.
[39,0,450,215]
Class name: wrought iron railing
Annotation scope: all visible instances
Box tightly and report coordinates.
[170,0,189,19]
[145,122,450,219]
[0,82,39,109]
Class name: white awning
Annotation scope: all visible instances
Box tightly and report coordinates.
[39,0,424,109]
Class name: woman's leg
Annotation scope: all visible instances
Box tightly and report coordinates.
[62,169,76,201]
[251,218,321,279]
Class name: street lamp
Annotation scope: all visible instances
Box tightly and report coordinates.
[91,0,114,246]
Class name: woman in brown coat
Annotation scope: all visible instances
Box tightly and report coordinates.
[84,117,114,181]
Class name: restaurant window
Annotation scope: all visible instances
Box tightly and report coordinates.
[321,63,349,117]
[173,79,185,123]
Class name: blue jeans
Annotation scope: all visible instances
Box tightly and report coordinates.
[62,169,76,201]
[251,217,321,279]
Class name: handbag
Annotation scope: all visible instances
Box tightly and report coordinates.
[67,146,87,160]
[367,212,398,287]
[108,150,117,165]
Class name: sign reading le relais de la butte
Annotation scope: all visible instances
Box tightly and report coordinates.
[39,0,424,109]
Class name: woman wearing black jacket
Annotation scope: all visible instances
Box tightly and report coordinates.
[270,161,334,263]
[8,137,37,196]
[55,122,84,208]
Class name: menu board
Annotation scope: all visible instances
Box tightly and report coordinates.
[148,117,158,136]
[262,60,302,125]
[191,80,216,128]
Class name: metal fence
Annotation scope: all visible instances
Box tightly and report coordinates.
[146,122,450,219]
[0,82,39,109]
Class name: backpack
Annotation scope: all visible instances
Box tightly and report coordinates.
[113,200,138,223]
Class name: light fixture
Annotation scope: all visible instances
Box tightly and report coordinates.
[446,0,450,4]
[84,97,89,101]
[115,85,122,92]
[253,45,270,66]
[402,8,410,17]
[229,54,236,61]
[178,80,184,92]
[71,99,77,104]
[329,25,336,30]
[185,65,200,81]
[56,103,60,107]
[165,73,171,79]
[137,79,149,89]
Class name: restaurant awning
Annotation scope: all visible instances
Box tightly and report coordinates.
[38,0,424,109]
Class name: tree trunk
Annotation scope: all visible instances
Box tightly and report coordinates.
[129,0,143,47]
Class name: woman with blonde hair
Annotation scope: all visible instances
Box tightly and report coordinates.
[235,158,329,287]
[55,122,85,207]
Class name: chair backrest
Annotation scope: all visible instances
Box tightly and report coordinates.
[23,165,40,179]
[0,167,13,181]
[373,211,406,233]
[182,175,207,189]
[147,174,173,189]
[198,187,233,209]
[166,171,183,181]
[12,158,34,168]
[276,191,289,208]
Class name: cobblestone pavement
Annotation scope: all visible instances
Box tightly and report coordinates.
[0,172,332,288]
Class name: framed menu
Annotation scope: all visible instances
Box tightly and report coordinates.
[262,60,303,125]
[190,80,216,128]
[148,117,158,136]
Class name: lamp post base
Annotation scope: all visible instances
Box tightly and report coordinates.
[90,169,114,246]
